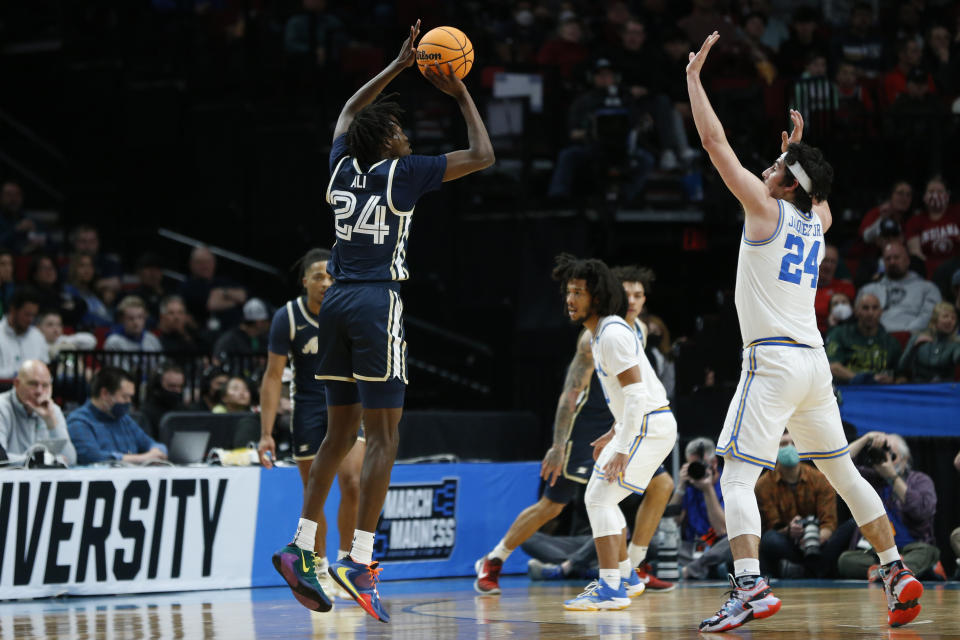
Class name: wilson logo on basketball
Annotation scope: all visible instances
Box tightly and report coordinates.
[417,51,443,61]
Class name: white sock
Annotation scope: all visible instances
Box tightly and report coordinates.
[350,529,375,565]
[619,559,633,579]
[600,569,621,590]
[628,543,647,568]
[734,558,761,577]
[315,556,329,572]
[877,546,900,566]
[489,539,513,562]
[337,549,350,561]
[293,518,317,552]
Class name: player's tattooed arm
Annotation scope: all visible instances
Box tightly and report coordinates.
[541,331,594,486]
[333,20,421,140]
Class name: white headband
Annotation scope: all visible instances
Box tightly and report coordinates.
[779,152,812,193]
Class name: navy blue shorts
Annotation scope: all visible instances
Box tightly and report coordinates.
[290,396,365,460]
[316,281,407,409]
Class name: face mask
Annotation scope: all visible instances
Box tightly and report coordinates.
[110,402,131,419]
[515,10,534,26]
[831,303,852,321]
[777,444,800,467]
[924,190,947,212]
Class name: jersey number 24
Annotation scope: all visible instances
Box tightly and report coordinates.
[778,233,820,288]
[330,190,391,245]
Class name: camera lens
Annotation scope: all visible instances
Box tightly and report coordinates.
[688,460,706,480]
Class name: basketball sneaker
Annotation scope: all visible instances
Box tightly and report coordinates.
[329,556,389,623]
[563,580,631,611]
[699,575,781,632]
[622,569,645,598]
[474,556,503,595]
[271,544,333,612]
[880,560,923,627]
[528,558,565,581]
[636,563,676,592]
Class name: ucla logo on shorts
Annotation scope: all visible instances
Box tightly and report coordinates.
[374,478,457,561]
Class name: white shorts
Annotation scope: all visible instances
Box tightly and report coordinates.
[590,408,677,500]
[717,344,849,469]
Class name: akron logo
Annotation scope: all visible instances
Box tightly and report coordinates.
[374,478,457,561]
[302,336,318,355]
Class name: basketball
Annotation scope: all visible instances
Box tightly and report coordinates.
[416,26,474,79]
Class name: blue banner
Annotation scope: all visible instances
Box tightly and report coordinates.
[252,462,541,584]
[839,382,960,437]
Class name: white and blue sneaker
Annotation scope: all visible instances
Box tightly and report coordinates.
[563,580,631,611]
[622,569,646,598]
[699,574,781,632]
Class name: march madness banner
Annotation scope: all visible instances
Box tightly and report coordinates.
[0,468,260,598]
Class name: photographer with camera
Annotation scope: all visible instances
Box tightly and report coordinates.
[668,437,732,579]
[837,431,940,579]
[756,431,842,578]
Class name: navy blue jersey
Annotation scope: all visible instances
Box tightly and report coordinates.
[268,296,326,402]
[326,134,446,282]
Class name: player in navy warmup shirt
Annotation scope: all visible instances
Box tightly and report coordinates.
[259,248,364,594]
[272,20,494,622]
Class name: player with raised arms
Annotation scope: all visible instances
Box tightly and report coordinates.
[552,254,677,612]
[686,32,923,632]
[271,20,494,622]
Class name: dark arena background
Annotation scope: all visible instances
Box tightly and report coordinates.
[1,1,959,638]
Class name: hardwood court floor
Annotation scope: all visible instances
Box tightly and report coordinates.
[2,577,959,639]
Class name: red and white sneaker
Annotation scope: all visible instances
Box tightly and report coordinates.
[474,556,503,595]
[880,561,923,628]
[636,563,676,592]
[699,575,781,633]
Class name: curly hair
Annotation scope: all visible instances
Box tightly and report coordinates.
[345,94,405,167]
[611,264,655,295]
[552,253,626,318]
[783,142,833,213]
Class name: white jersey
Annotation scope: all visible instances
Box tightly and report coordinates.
[591,316,669,434]
[735,199,825,348]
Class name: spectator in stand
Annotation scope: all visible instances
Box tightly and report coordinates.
[104,296,162,352]
[0,287,49,377]
[157,295,202,352]
[826,291,901,384]
[906,177,960,279]
[187,366,229,412]
[897,302,960,382]
[854,219,927,288]
[535,17,590,83]
[0,180,48,254]
[883,38,936,105]
[67,367,168,464]
[830,2,885,78]
[68,224,122,305]
[283,0,345,67]
[211,375,259,447]
[825,291,854,332]
[27,254,85,328]
[36,310,96,360]
[832,61,876,149]
[64,253,113,328]
[884,69,950,188]
[546,58,655,203]
[838,432,940,580]
[211,298,270,360]
[677,0,738,51]
[791,51,835,146]
[924,24,959,97]
[179,246,246,332]
[129,252,168,320]
[756,430,842,578]
[816,244,856,334]
[596,0,633,48]
[777,8,822,78]
[738,11,779,85]
[0,360,76,465]
[861,241,941,334]
[859,181,913,253]
[668,437,732,580]
[0,248,15,314]
[952,450,960,579]
[139,362,186,441]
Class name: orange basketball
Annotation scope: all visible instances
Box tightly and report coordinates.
[416,26,474,79]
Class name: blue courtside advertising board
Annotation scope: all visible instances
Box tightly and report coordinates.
[252,462,539,585]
